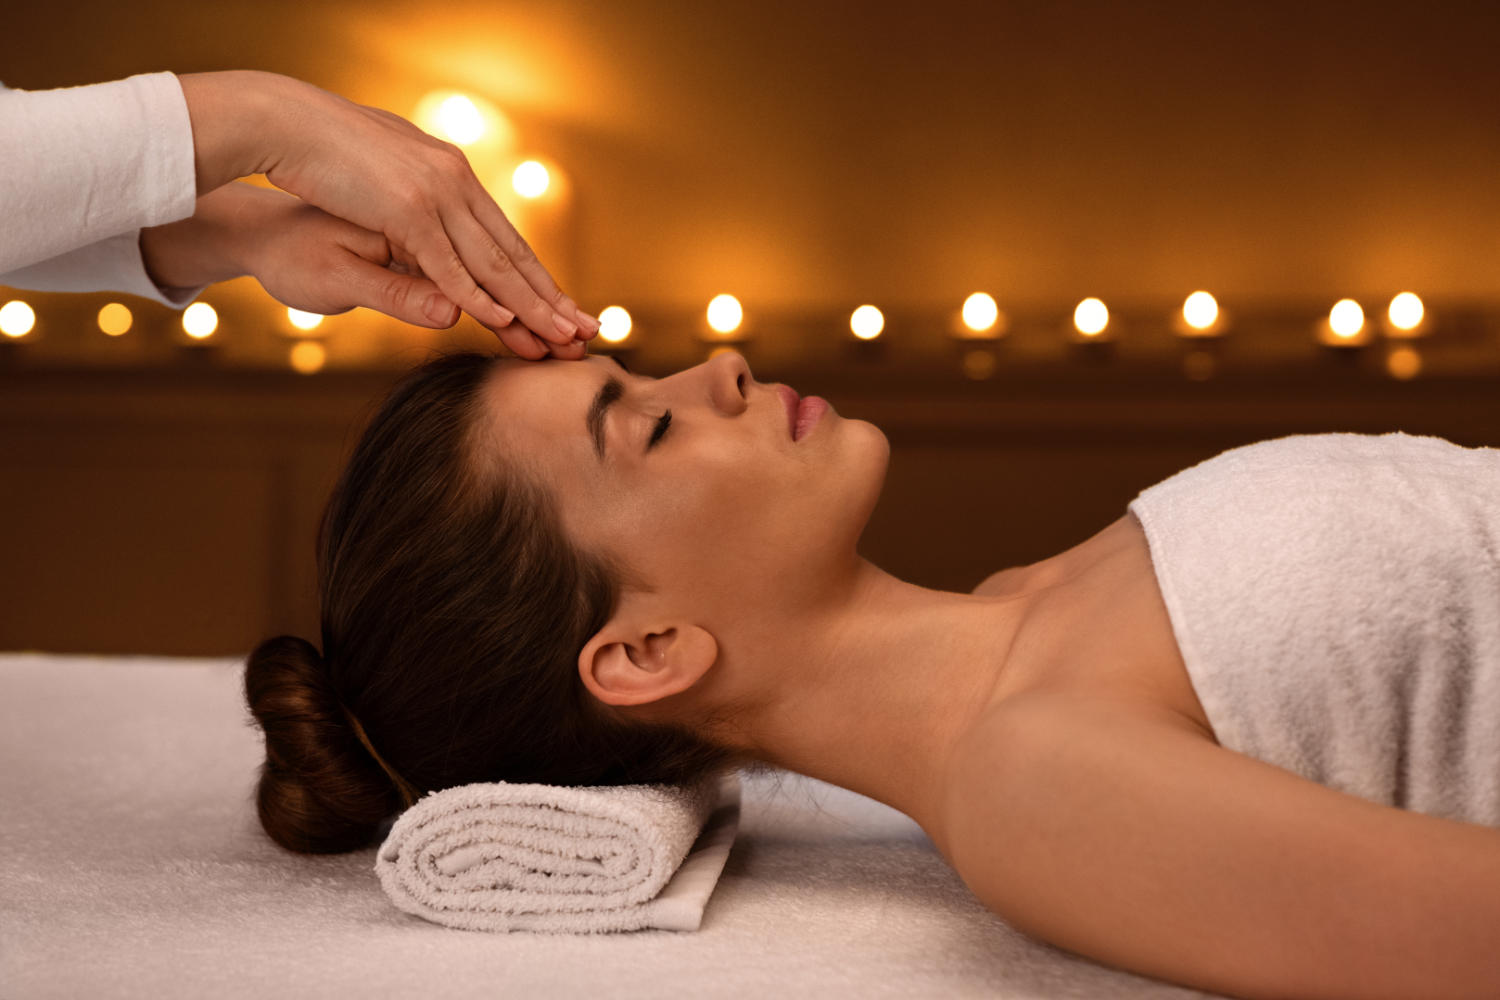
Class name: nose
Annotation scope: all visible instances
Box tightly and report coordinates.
[704,349,752,416]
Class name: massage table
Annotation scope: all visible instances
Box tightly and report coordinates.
[0,652,1225,998]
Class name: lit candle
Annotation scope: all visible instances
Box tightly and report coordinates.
[849,304,884,341]
[1068,297,1114,343]
[1171,291,1228,338]
[512,160,550,199]
[701,294,748,342]
[0,300,36,339]
[953,292,1006,340]
[499,157,576,294]
[181,302,219,343]
[286,308,325,334]
[1317,299,1372,347]
[593,305,637,369]
[1381,292,1427,339]
[413,91,515,150]
[97,303,133,337]
[597,306,633,345]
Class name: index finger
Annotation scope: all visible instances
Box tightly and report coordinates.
[466,188,600,337]
[406,226,519,333]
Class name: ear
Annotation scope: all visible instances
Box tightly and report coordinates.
[577,621,719,709]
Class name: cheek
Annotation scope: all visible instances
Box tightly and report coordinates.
[626,453,771,554]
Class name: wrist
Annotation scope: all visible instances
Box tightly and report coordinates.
[139,183,281,291]
[176,70,291,195]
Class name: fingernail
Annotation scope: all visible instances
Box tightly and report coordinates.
[426,296,455,324]
[494,306,515,326]
[553,313,579,339]
[576,310,601,333]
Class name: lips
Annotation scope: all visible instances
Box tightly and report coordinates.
[794,396,830,440]
[777,385,800,439]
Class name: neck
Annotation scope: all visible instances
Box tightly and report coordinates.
[721,556,1061,840]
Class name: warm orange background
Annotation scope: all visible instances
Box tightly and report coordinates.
[2,2,1497,655]
[5,1,1498,313]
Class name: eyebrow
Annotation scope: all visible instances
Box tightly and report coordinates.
[586,357,630,462]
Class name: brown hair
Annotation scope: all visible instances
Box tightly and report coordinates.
[243,351,763,854]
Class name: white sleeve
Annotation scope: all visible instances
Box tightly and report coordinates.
[0,72,204,307]
[0,230,203,307]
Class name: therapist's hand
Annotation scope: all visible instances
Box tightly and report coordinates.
[176,70,598,359]
[139,183,590,360]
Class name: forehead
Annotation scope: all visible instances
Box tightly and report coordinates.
[476,355,611,487]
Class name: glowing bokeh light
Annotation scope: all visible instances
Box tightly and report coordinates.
[97,303,132,336]
[1329,299,1365,340]
[414,91,514,149]
[182,302,218,339]
[435,95,485,145]
[597,305,632,343]
[1388,292,1424,332]
[706,294,743,335]
[1182,291,1219,331]
[961,348,997,380]
[289,340,326,374]
[1,300,36,337]
[1073,297,1109,337]
[287,308,324,332]
[1183,349,1216,381]
[512,160,550,198]
[850,304,884,340]
[1386,346,1421,380]
[961,292,999,333]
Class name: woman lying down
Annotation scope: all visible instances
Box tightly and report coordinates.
[245,348,1500,999]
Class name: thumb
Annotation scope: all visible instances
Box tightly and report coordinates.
[336,253,460,328]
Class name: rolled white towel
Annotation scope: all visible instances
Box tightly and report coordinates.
[375,771,741,933]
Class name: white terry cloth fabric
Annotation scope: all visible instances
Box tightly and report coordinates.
[1129,431,1500,827]
[0,73,204,306]
[2,652,1229,999]
[376,773,742,933]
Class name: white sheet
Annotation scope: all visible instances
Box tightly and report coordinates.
[0,652,1224,998]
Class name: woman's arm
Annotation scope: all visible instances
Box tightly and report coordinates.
[941,693,1500,1000]
[0,73,195,275]
[137,182,579,338]
[175,71,597,357]
[2,71,596,356]
[139,182,454,325]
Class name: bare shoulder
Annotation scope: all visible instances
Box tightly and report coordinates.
[970,566,1024,598]
[939,693,1500,999]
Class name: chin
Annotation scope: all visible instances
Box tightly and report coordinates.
[838,420,891,544]
[847,418,890,473]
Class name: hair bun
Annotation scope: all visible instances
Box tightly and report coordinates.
[243,634,397,853]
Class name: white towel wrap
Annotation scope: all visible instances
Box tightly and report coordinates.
[375,771,741,933]
[1129,431,1500,826]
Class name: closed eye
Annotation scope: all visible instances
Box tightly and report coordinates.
[648,410,672,449]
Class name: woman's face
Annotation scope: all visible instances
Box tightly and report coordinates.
[477,350,890,616]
